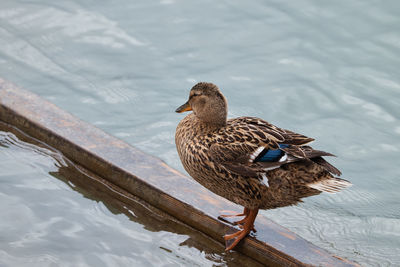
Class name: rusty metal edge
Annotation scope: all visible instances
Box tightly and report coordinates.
[0,79,359,267]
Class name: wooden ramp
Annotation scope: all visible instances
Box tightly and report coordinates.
[0,79,359,267]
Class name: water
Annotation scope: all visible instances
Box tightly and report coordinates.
[0,123,261,267]
[0,0,399,266]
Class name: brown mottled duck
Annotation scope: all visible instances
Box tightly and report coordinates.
[175,82,351,251]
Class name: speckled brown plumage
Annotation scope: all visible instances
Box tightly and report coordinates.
[175,82,351,250]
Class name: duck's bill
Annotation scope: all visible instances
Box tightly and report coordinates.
[175,102,192,113]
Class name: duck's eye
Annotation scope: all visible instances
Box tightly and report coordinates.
[191,92,201,98]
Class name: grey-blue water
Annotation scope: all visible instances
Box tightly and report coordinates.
[0,124,261,267]
[0,0,399,266]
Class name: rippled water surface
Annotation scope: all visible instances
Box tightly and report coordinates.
[1,0,400,266]
[0,123,261,267]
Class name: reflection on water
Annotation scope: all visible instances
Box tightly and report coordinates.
[0,0,400,266]
[0,122,262,267]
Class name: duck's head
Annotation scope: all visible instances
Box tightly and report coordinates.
[176,82,228,126]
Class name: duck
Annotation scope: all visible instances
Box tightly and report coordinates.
[175,82,351,251]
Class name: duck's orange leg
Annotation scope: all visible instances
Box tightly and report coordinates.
[219,207,249,218]
[237,223,257,233]
[232,213,249,225]
[224,208,259,251]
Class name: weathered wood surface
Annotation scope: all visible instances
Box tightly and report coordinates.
[0,79,359,267]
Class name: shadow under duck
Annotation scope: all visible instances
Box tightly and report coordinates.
[175,82,351,251]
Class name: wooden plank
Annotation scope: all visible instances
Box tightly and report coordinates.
[0,120,265,267]
[0,78,359,267]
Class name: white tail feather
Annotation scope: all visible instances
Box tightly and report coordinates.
[307,178,352,193]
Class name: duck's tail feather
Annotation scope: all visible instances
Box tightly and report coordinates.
[307,177,352,193]
[311,156,342,176]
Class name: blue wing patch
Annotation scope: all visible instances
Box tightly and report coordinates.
[257,144,289,162]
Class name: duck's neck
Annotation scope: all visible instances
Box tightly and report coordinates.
[186,113,226,133]
[194,118,226,133]
[195,111,227,128]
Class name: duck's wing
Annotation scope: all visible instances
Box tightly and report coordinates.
[233,117,315,145]
[209,141,299,177]
[210,117,341,177]
[209,142,270,177]
[210,142,341,178]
